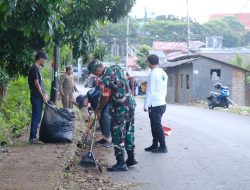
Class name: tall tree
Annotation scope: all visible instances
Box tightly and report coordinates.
[203,16,245,47]
[0,0,136,77]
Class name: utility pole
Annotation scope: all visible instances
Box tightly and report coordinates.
[126,16,129,69]
[50,44,59,104]
[186,0,191,55]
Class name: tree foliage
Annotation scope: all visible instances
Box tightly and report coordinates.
[98,15,249,49]
[231,54,243,67]
[203,17,245,47]
[93,43,109,61]
[136,44,151,70]
[0,0,136,77]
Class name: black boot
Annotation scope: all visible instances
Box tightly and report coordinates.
[107,154,128,172]
[126,150,138,167]
[144,144,158,151]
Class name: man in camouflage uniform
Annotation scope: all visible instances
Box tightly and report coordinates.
[88,59,138,172]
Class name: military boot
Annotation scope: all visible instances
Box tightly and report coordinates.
[107,154,128,172]
[126,150,138,167]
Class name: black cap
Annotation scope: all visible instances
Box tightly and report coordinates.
[87,59,102,73]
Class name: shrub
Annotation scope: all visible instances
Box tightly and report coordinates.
[0,66,52,143]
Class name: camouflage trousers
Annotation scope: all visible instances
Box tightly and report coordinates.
[110,102,135,156]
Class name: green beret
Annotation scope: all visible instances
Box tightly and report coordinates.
[87,59,102,73]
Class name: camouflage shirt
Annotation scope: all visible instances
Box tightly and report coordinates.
[101,65,134,106]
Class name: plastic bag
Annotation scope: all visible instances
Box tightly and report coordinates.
[39,101,75,143]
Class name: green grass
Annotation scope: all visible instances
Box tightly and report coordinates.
[229,106,250,115]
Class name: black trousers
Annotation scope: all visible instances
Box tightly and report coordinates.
[148,104,166,147]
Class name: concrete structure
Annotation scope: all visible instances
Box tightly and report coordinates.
[162,55,249,106]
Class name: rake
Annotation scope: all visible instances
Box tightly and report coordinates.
[80,111,98,168]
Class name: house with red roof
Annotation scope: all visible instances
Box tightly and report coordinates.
[153,41,205,53]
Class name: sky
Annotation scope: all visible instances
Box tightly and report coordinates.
[130,0,250,23]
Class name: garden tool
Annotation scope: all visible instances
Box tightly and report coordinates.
[80,112,98,167]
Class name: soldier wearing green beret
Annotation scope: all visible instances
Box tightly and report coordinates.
[87,59,138,171]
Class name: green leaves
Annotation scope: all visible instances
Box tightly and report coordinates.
[0,0,136,78]
[0,67,9,85]
[136,45,151,70]
[93,43,108,61]
[0,76,31,135]
[204,16,245,47]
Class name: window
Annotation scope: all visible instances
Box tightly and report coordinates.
[210,69,221,80]
[186,74,189,89]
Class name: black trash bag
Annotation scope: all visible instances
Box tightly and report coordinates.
[39,101,75,143]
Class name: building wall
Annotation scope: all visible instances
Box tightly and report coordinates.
[166,63,193,103]
[192,58,233,101]
[165,67,175,103]
[232,69,246,106]
[165,57,246,105]
[246,84,250,106]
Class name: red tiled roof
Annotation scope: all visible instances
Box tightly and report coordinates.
[153,41,205,52]
[210,13,250,29]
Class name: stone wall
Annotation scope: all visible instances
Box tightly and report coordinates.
[232,69,246,106]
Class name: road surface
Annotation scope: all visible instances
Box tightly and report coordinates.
[106,99,250,190]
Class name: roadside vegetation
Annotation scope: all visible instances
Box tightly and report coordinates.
[229,106,250,115]
[0,67,51,143]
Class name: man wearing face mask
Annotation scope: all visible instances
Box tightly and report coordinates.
[28,50,48,144]
[59,65,78,109]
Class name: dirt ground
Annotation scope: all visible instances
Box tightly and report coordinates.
[0,110,141,190]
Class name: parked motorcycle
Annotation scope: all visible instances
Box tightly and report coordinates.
[207,83,230,109]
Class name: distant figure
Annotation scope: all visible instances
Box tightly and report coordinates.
[144,54,168,153]
[59,65,78,108]
[28,50,48,144]
[134,81,139,96]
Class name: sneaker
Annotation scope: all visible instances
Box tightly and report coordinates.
[102,141,113,148]
[95,138,107,145]
[151,146,168,153]
[29,138,43,144]
[144,145,158,152]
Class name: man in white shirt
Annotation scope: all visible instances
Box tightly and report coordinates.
[144,54,168,153]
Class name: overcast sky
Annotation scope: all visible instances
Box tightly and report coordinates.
[130,0,250,23]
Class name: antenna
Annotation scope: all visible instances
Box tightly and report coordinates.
[187,0,191,55]
[126,17,129,69]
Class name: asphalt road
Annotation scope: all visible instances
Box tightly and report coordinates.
[106,98,250,190]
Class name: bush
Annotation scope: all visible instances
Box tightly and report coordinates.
[0,76,31,136]
[0,67,52,143]
[0,112,9,142]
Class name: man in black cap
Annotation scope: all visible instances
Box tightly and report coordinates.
[28,50,48,144]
